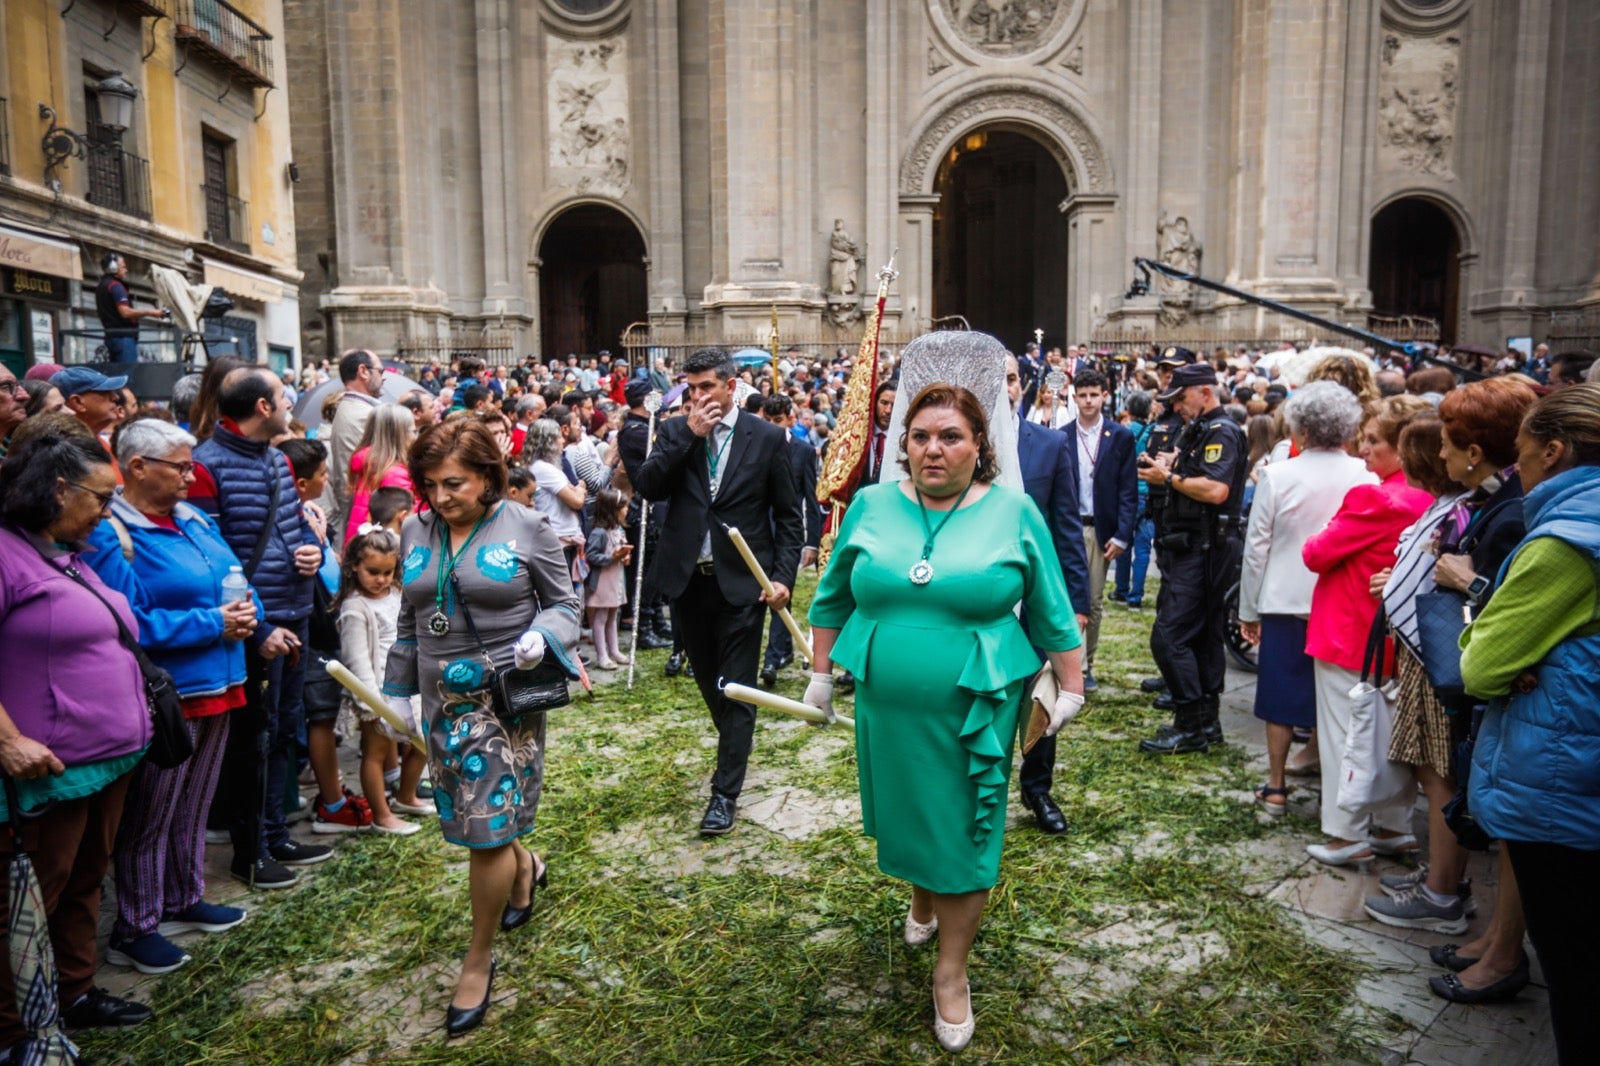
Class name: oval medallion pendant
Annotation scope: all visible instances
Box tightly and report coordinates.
[428,611,452,636]
[909,559,934,586]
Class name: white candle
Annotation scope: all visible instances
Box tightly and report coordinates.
[327,659,428,748]
[724,682,854,728]
[722,525,813,663]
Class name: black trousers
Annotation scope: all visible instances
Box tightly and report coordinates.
[1505,839,1600,1064]
[764,609,792,667]
[1151,535,1242,705]
[675,569,765,798]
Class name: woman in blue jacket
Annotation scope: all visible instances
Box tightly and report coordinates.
[85,418,262,976]
[1459,384,1600,1064]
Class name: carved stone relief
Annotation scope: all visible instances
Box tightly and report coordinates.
[944,0,1065,56]
[928,42,953,75]
[547,33,631,196]
[1156,210,1202,326]
[1377,32,1458,180]
[1061,41,1083,75]
[901,86,1108,195]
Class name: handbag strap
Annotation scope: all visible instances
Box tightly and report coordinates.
[449,571,498,672]
[16,529,159,680]
[242,462,283,578]
[1362,604,1390,684]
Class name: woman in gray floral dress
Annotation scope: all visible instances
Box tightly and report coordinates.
[382,419,580,1036]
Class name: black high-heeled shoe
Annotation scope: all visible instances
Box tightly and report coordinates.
[500,856,548,932]
[445,957,496,1038]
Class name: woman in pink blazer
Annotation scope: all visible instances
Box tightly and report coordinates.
[1301,395,1435,866]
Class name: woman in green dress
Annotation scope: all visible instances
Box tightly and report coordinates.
[807,382,1084,1051]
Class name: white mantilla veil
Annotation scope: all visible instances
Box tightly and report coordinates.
[882,330,1021,491]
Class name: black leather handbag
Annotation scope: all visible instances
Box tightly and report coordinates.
[451,573,570,720]
[60,562,194,769]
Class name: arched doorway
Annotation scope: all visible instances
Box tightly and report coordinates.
[1369,198,1461,345]
[932,129,1070,352]
[538,204,647,359]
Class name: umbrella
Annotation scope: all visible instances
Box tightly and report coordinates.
[292,371,425,433]
[2,779,80,1065]
[732,348,771,369]
[1273,346,1374,388]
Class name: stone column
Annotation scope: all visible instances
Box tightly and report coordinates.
[1065,195,1117,344]
[475,0,522,316]
[643,0,687,328]
[897,195,939,331]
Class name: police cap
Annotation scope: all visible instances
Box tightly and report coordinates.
[1155,362,1217,403]
[1156,345,1196,368]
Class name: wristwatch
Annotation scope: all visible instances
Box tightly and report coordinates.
[1464,574,1491,604]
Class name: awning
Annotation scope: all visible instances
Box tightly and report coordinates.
[0,224,84,281]
[203,260,284,304]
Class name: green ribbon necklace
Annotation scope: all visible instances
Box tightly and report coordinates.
[910,482,973,585]
[428,507,492,635]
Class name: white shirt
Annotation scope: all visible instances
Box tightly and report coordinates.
[530,460,583,539]
[698,406,741,561]
[1074,415,1103,518]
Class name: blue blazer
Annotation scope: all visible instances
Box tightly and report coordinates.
[1064,419,1139,547]
[1017,419,1092,616]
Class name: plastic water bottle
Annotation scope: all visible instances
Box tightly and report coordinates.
[221,565,250,605]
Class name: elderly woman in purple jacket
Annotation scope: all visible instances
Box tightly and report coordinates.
[0,431,155,1050]
[85,418,262,978]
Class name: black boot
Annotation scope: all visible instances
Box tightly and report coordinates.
[1139,702,1210,755]
[1140,676,1168,694]
[1202,693,1225,746]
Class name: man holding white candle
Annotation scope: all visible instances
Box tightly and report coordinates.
[634,348,805,836]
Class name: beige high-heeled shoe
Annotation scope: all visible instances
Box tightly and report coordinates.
[904,907,938,946]
[932,982,974,1052]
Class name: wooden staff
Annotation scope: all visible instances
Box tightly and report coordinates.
[721,523,812,664]
[627,390,664,691]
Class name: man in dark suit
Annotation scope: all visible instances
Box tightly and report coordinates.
[859,381,897,486]
[1063,368,1139,693]
[1006,355,1092,835]
[635,348,805,835]
[760,394,822,686]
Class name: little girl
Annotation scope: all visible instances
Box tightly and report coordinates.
[335,528,433,834]
[584,488,633,670]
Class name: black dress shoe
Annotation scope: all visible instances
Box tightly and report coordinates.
[500,857,549,932]
[665,651,685,677]
[700,792,736,836]
[1139,727,1209,755]
[1140,676,1168,693]
[445,958,496,1038]
[759,666,778,688]
[1428,955,1530,1004]
[1152,692,1175,711]
[63,987,153,1029]
[637,630,672,650]
[685,662,695,679]
[836,671,855,694]
[1024,792,1068,834]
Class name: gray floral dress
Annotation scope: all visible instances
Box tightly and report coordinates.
[382,502,581,848]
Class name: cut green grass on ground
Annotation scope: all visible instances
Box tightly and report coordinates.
[82,575,1372,1064]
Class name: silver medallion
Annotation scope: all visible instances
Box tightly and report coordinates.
[428,611,451,636]
[1045,369,1068,392]
[909,559,934,586]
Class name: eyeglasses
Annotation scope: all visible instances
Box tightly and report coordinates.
[66,482,116,511]
[0,378,22,395]
[140,456,196,476]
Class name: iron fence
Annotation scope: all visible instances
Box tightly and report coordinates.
[86,144,153,221]
[174,0,274,87]
[394,339,517,371]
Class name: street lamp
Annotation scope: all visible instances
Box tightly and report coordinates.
[38,71,140,188]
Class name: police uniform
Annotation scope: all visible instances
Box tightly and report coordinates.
[617,390,672,648]
[1140,365,1249,755]
[1137,347,1192,700]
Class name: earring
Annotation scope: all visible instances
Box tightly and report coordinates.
[1467,463,1476,473]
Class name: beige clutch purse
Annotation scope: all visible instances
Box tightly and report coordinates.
[1022,667,1057,755]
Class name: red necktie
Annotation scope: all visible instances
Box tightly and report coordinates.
[873,431,885,477]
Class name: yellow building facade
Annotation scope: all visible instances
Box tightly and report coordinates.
[0,0,301,383]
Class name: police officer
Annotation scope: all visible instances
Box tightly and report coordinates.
[1139,346,1194,704]
[616,379,673,651]
[1135,361,1249,754]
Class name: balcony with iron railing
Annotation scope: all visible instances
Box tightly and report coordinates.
[174,0,274,88]
[121,0,173,17]
[201,182,250,253]
[86,143,153,221]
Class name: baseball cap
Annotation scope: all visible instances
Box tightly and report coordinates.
[1155,362,1217,403]
[54,366,129,397]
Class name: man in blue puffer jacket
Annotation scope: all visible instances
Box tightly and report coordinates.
[191,367,331,888]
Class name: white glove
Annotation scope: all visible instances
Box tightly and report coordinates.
[802,672,836,725]
[513,630,546,671]
[1046,690,1086,737]
[386,696,417,737]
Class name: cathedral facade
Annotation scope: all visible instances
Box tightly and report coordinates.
[283,0,1600,364]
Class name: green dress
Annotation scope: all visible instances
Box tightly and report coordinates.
[810,482,1081,893]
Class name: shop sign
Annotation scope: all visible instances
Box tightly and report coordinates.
[3,269,70,303]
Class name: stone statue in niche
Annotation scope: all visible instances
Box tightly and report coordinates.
[548,34,631,196]
[828,220,862,297]
[1156,210,1202,326]
[1376,33,1458,180]
[945,0,1061,55]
